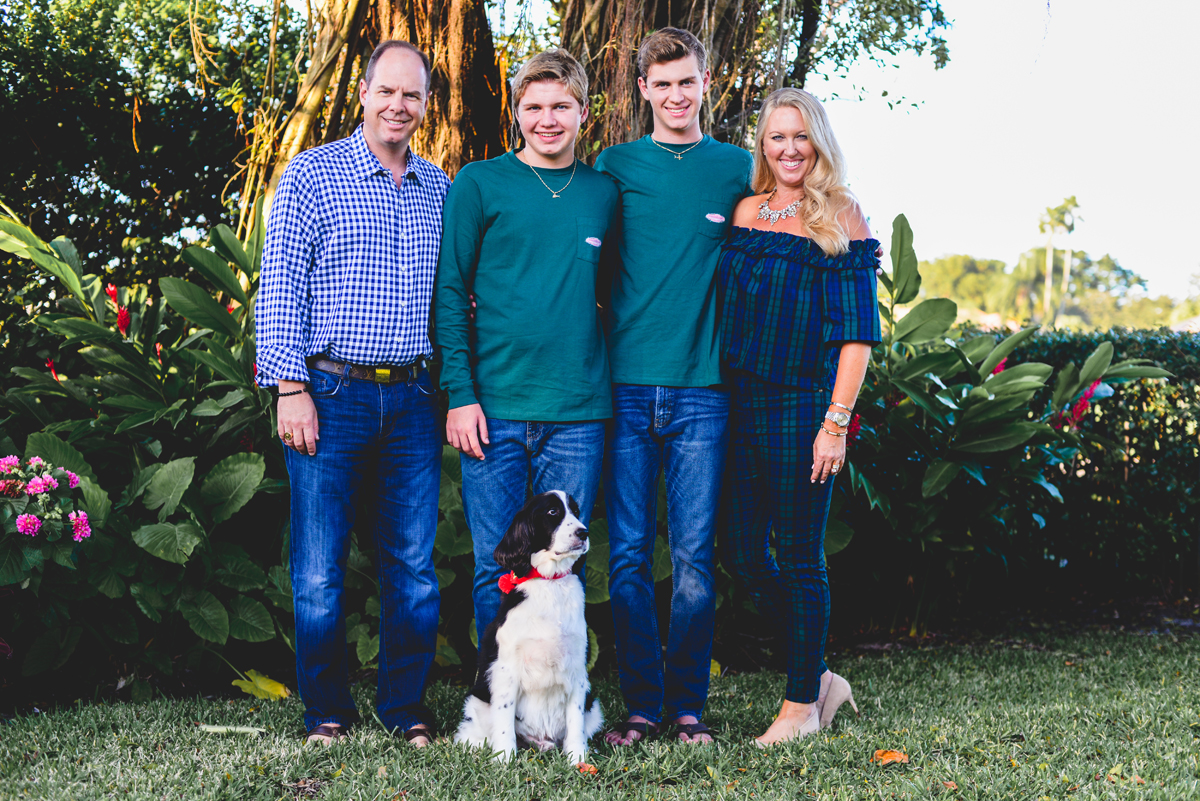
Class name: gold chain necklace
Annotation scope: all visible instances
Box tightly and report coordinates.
[524,156,578,198]
[649,136,704,161]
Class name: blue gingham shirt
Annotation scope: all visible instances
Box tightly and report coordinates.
[255,126,451,386]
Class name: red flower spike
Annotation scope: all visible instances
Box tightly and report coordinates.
[990,357,1008,375]
[155,342,163,365]
[117,306,131,336]
[846,414,862,447]
[105,283,118,304]
[46,358,59,382]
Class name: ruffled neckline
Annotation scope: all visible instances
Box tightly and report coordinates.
[724,226,881,269]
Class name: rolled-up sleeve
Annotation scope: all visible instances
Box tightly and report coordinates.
[255,164,318,386]
[821,241,883,347]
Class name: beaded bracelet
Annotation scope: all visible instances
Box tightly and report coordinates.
[819,424,847,437]
[277,389,306,398]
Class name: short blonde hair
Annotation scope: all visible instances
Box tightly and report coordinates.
[752,88,853,256]
[511,48,589,118]
[637,28,707,77]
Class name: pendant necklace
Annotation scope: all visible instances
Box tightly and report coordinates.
[649,136,704,161]
[757,189,802,225]
[525,156,577,198]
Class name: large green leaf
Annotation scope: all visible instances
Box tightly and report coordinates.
[88,564,126,598]
[143,457,196,521]
[434,515,474,557]
[80,481,111,531]
[922,460,962,498]
[179,589,229,645]
[1077,341,1114,389]
[356,632,380,665]
[130,582,167,622]
[200,453,265,525]
[891,378,950,428]
[215,558,268,591]
[228,596,275,642]
[132,521,204,564]
[651,534,672,583]
[0,220,88,306]
[893,299,957,344]
[893,350,962,382]
[103,609,139,645]
[1102,364,1173,381]
[0,543,25,586]
[584,518,610,604]
[1051,361,1081,412]
[21,626,82,677]
[984,363,1053,391]
[889,214,921,304]
[953,422,1042,453]
[23,432,97,485]
[210,224,251,275]
[959,394,1033,427]
[978,327,1039,377]
[824,517,854,556]
[159,277,240,338]
[182,246,249,305]
[247,195,266,276]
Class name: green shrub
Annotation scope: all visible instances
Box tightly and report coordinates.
[820,216,1173,635]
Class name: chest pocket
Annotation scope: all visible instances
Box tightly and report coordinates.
[695,198,732,240]
[575,217,607,264]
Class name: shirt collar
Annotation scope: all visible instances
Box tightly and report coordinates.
[349,125,424,185]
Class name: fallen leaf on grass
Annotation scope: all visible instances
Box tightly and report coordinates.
[872,749,909,765]
[1134,775,1146,785]
[942,781,958,790]
[196,725,266,736]
[377,766,387,778]
[232,669,291,700]
[578,763,598,774]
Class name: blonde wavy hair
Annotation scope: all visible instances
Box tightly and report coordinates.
[752,88,853,256]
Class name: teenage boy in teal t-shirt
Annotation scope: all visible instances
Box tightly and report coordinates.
[434,49,618,641]
[594,28,752,746]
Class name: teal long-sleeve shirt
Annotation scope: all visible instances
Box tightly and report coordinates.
[434,151,619,422]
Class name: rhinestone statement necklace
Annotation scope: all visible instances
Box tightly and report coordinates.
[757,189,802,225]
[525,156,578,198]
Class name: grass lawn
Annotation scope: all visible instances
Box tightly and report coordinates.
[3,632,1198,800]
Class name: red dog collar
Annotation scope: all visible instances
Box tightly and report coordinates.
[498,567,572,594]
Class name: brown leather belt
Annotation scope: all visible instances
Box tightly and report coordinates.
[307,357,424,384]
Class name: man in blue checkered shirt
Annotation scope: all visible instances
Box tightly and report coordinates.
[256,40,449,748]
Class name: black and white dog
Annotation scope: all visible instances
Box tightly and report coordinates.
[454,491,603,763]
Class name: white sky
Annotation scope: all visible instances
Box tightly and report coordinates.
[818,0,1200,298]
[495,0,1199,298]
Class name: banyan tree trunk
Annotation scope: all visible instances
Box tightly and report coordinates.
[264,0,509,205]
[557,0,824,155]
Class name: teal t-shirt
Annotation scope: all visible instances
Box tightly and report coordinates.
[594,135,753,386]
[434,151,618,422]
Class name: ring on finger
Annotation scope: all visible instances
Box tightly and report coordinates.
[283,432,293,441]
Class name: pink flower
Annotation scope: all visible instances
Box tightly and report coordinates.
[991,357,1008,376]
[68,510,91,541]
[64,470,80,489]
[0,479,25,498]
[117,306,131,336]
[16,514,41,537]
[846,414,862,447]
[25,475,59,495]
[0,455,18,471]
[27,456,44,467]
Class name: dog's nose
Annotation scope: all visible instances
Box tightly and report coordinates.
[575,526,588,541]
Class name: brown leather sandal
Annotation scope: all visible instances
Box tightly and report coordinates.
[304,723,349,744]
[402,723,437,746]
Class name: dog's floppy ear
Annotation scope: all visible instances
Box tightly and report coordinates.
[494,507,534,575]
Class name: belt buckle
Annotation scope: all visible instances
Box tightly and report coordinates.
[373,367,391,383]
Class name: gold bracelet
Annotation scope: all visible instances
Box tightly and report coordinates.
[820,424,847,437]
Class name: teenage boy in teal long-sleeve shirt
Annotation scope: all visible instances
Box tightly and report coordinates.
[595,28,753,747]
[434,48,618,640]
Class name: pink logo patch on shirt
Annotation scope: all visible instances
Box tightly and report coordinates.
[585,237,602,247]
[706,213,726,223]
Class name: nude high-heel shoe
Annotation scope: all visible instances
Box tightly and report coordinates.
[817,671,859,729]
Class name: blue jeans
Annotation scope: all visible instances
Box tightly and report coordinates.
[604,384,729,723]
[285,367,441,733]
[461,418,605,638]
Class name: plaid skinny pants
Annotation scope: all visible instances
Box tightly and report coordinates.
[723,373,835,703]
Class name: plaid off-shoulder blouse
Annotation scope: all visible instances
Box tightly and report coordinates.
[716,226,883,390]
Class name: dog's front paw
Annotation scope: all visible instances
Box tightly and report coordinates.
[491,746,517,763]
[566,746,588,765]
